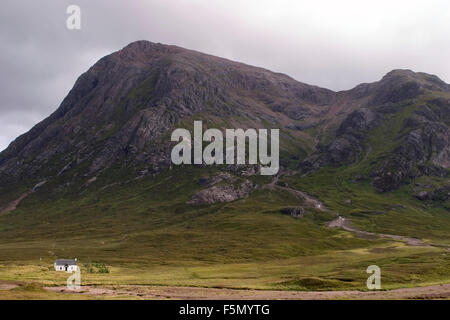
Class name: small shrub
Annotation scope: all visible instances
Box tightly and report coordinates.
[83,262,109,273]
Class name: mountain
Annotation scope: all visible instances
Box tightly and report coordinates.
[0,41,449,291]
[302,69,450,192]
[0,41,334,183]
[0,41,448,199]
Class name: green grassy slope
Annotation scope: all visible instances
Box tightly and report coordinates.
[0,165,449,292]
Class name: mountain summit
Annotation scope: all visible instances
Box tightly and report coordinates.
[0,41,448,203]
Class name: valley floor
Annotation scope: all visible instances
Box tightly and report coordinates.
[0,169,449,300]
[1,281,450,300]
[47,282,450,300]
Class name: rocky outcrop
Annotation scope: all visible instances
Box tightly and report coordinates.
[371,121,449,192]
[414,191,429,201]
[370,69,449,106]
[301,71,449,193]
[431,184,450,201]
[301,108,382,170]
[280,206,306,218]
[413,184,450,202]
[188,179,256,205]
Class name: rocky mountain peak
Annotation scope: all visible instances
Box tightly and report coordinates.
[368,69,449,106]
[0,42,448,198]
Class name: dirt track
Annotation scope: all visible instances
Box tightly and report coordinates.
[0,191,31,215]
[264,175,326,211]
[327,216,432,247]
[45,283,450,299]
[0,282,18,291]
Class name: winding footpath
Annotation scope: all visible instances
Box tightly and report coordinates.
[266,173,443,248]
[327,216,432,247]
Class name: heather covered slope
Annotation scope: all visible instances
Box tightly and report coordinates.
[0,41,449,291]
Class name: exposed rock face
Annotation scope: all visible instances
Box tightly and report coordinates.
[280,206,306,218]
[370,69,449,105]
[371,113,449,192]
[188,179,256,205]
[32,180,47,192]
[432,184,450,201]
[414,191,429,201]
[413,184,450,202]
[301,70,449,193]
[327,108,382,163]
[302,108,382,170]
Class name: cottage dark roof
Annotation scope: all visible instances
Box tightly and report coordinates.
[55,259,77,265]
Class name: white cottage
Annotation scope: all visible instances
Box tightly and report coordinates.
[54,259,78,272]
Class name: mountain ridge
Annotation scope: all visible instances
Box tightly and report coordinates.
[0,40,448,200]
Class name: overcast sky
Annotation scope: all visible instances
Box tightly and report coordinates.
[1,0,450,151]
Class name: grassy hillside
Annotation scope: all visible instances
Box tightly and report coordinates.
[0,166,449,294]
